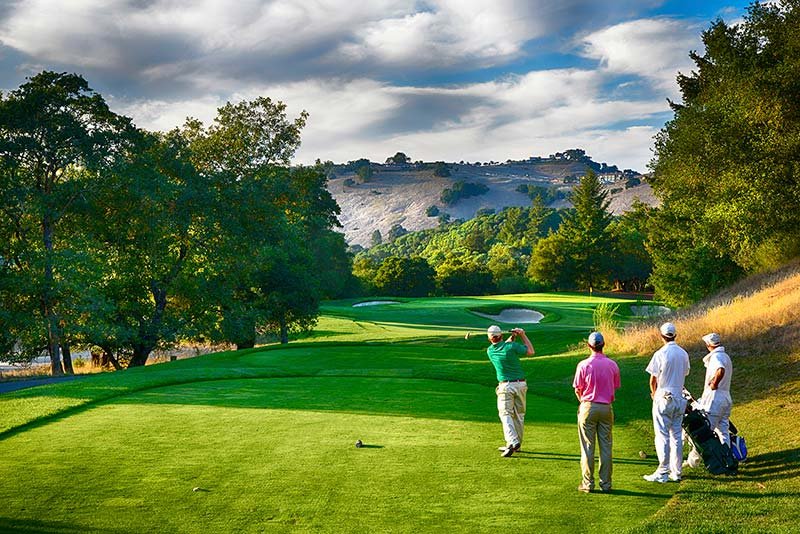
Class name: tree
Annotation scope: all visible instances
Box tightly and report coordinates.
[646,207,743,307]
[608,202,654,292]
[561,170,614,291]
[387,224,408,241]
[184,102,338,349]
[648,2,800,304]
[527,171,613,291]
[487,243,524,281]
[373,256,435,297]
[436,258,494,296]
[357,165,373,183]
[371,230,383,247]
[84,130,211,366]
[433,161,451,177]
[527,231,576,289]
[386,152,411,165]
[0,71,135,374]
[352,255,379,294]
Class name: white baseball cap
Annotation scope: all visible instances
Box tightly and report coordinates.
[702,332,721,346]
[588,331,604,347]
[660,322,676,337]
[487,325,502,335]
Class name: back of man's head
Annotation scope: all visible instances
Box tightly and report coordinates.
[588,331,604,351]
[660,322,677,341]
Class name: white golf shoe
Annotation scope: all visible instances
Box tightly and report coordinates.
[643,472,669,483]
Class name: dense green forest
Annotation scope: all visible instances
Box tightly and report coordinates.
[0,72,354,374]
[354,174,652,297]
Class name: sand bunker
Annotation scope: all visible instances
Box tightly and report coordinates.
[352,300,400,307]
[631,305,671,317]
[472,308,543,323]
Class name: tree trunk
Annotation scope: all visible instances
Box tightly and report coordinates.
[230,313,255,349]
[42,211,63,376]
[127,282,170,368]
[280,319,289,345]
[128,346,153,367]
[101,345,123,371]
[61,341,74,375]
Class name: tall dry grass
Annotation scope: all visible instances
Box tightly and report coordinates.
[602,260,800,360]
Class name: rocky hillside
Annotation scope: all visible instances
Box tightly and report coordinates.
[327,152,659,247]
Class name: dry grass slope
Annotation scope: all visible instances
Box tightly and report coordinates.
[605,259,800,360]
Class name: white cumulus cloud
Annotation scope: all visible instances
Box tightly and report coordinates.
[580,18,702,94]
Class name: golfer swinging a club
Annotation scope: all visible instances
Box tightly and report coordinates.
[486,325,535,457]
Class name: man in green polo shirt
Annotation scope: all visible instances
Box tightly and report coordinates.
[487,325,535,457]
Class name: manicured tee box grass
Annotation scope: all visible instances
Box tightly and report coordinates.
[0,374,672,533]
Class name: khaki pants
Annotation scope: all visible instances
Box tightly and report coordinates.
[496,381,527,447]
[578,401,614,491]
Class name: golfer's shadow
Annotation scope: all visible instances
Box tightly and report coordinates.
[356,444,384,449]
[513,451,670,498]
[515,450,652,466]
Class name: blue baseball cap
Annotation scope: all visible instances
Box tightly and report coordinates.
[588,331,604,347]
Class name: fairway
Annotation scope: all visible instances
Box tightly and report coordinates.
[0,294,695,532]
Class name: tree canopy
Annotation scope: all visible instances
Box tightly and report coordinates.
[648,1,800,305]
[0,71,350,370]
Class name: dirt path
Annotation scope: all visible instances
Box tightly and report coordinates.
[0,375,85,394]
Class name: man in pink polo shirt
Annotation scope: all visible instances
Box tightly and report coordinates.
[573,331,621,493]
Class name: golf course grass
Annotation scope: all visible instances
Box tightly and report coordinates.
[0,293,796,532]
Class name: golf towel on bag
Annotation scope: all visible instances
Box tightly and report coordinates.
[729,420,748,462]
[682,409,738,475]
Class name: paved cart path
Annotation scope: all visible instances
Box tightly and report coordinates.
[0,375,86,394]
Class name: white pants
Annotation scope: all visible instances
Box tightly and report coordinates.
[686,396,732,468]
[652,391,687,477]
[496,381,527,447]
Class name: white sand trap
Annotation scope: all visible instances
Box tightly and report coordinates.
[352,300,400,307]
[631,305,671,317]
[472,308,543,323]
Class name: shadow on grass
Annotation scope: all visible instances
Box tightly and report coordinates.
[0,517,125,533]
[512,450,654,466]
[677,447,800,485]
[120,376,580,425]
[0,376,579,444]
[595,489,668,498]
[738,447,800,482]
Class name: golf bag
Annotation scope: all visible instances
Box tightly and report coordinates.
[681,391,738,475]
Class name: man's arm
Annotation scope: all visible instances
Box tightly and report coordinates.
[649,375,658,399]
[573,366,583,401]
[709,367,725,390]
[512,328,534,355]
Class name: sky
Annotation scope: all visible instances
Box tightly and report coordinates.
[0,0,753,172]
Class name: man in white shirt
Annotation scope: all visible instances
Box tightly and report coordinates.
[685,332,734,468]
[643,322,690,483]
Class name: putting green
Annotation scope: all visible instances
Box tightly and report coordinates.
[0,376,672,533]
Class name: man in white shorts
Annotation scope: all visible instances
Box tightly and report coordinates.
[644,322,690,482]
